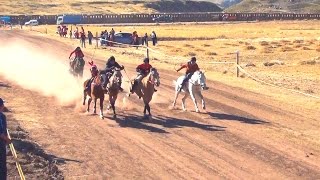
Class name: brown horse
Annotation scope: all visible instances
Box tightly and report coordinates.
[130,68,160,119]
[83,73,105,119]
[106,69,122,118]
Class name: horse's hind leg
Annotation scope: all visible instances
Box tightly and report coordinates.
[172,91,179,108]
[181,93,189,111]
[112,95,117,118]
[83,91,87,105]
[146,103,151,116]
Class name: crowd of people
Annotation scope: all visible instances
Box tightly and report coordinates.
[58,25,158,47]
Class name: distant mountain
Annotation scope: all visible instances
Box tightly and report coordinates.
[226,0,320,13]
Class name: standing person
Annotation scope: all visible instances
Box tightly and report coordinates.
[151,31,157,46]
[80,32,86,48]
[88,31,93,45]
[142,33,148,46]
[0,98,11,180]
[69,30,72,39]
[110,28,115,36]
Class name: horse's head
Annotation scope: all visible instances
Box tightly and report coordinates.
[192,71,208,90]
[149,68,160,87]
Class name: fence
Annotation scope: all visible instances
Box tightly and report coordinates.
[6,12,320,25]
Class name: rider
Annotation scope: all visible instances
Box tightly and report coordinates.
[176,56,199,92]
[84,61,99,93]
[102,56,124,92]
[69,47,84,71]
[130,57,157,93]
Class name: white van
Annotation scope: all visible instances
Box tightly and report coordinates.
[25,20,39,26]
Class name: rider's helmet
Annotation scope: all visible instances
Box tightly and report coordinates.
[108,56,115,64]
[75,47,81,51]
[143,57,149,63]
[191,56,196,62]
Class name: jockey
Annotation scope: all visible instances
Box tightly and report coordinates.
[176,56,199,92]
[84,61,99,93]
[101,56,124,91]
[130,57,157,93]
[69,47,84,70]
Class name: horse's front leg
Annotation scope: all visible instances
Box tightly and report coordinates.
[87,97,92,113]
[189,86,199,113]
[198,92,206,110]
[112,95,118,118]
[99,98,104,119]
[93,98,97,114]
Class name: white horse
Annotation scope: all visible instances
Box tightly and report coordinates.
[172,71,208,112]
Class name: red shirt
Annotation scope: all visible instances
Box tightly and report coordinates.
[69,50,84,59]
[137,63,152,74]
[177,62,199,74]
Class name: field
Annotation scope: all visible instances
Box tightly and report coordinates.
[1,20,320,178]
[41,21,320,109]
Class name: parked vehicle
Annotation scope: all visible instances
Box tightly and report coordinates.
[24,19,39,26]
[152,15,173,23]
[57,15,82,25]
[113,32,134,44]
[0,16,11,24]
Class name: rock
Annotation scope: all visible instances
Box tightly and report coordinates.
[245,62,256,67]
[264,60,284,66]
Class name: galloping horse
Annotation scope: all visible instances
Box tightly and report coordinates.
[172,70,208,113]
[105,69,122,118]
[130,68,160,119]
[83,73,105,119]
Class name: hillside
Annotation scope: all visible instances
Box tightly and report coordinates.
[226,0,320,13]
[0,0,221,15]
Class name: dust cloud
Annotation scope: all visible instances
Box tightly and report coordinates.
[0,40,83,105]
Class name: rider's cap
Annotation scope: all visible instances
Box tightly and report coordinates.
[109,56,115,61]
[144,58,149,63]
[76,47,81,50]
[191,57,196,61]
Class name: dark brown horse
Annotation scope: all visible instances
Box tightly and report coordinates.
[83,74,105,119]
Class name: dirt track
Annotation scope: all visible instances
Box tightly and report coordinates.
[1,30,320,179]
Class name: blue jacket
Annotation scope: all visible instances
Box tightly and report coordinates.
[0,112,7,139]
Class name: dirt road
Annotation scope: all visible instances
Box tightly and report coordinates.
[1,30,320,179]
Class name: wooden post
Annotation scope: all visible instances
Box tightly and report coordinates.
[146,39,149,59]
[95,32,98,48]
[45,27,47,34]
[236,50,240,77]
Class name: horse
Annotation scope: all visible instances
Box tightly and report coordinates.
[83,73,105,119]
[129,68,160,119]
[104,69,122,118]
[172,70,208,113]
[69,57,84,78]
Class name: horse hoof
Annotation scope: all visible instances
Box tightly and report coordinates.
[183,109,187,112]
[202,106,206,110]
[100,115,104,119]
[196,110,200,113]
[113,114,117,119]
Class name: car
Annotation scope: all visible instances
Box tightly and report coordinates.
[25,20,39,26]
[113,32,134,45]
[152,15,173,23]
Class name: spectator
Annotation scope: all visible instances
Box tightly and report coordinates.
[142,33,148,46]
[110,28,115,36]
[69,30,72,39]
[100,31,105,46]
[151,31,157,46]
[88,31,93,45]
[80,32,86,48]
[0,98,10,180]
